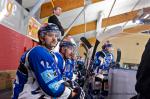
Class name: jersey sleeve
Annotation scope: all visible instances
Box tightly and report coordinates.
[12,50,29,99]
[28,46,65,97]
[93,52,103,67]
[54,52,65,75]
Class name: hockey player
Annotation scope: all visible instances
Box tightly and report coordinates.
[59,41,75,81]
[12,23,84,99]
[94,42,115,73]
[93,42,115,99]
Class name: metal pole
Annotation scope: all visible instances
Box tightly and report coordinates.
[84,7,87,37]
[26,0,46,19]
[61,5,88,40]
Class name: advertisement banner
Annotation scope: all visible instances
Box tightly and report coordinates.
[27,17,41,41]
[0,0,22,32]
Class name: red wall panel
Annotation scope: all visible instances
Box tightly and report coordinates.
[0,24,36,70]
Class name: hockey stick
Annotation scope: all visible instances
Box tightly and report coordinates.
[80,37,93,70]
[91,39,100,60]
[80,37,93,49]
[116,48,121,63]
[91,26,123,60]
[115,48,121,68]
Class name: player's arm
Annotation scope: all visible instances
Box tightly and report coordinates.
[28,47,65,97]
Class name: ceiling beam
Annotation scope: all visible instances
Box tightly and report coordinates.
[123,25,150,33]
[68,10,139,35]
[40,0,103,18]
[87,24,150,44]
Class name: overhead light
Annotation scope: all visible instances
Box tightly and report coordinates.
[133,19,150,24]
[140,19,150,24]
[138,7,150,19]
[133,7,150,24]
[134,19,142,24]
[143,14,150,19]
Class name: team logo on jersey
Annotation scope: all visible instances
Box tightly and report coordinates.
[41,70,57,84]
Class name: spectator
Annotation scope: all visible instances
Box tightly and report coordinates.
[48,7,64,36]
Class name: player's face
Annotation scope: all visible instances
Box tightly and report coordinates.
[107,47,114,52]
[44,32,58,50]
[65,47,73,59]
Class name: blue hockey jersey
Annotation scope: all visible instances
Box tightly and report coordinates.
[63,59,75,80]
[93,50,114,73]
[12,46,66,99]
